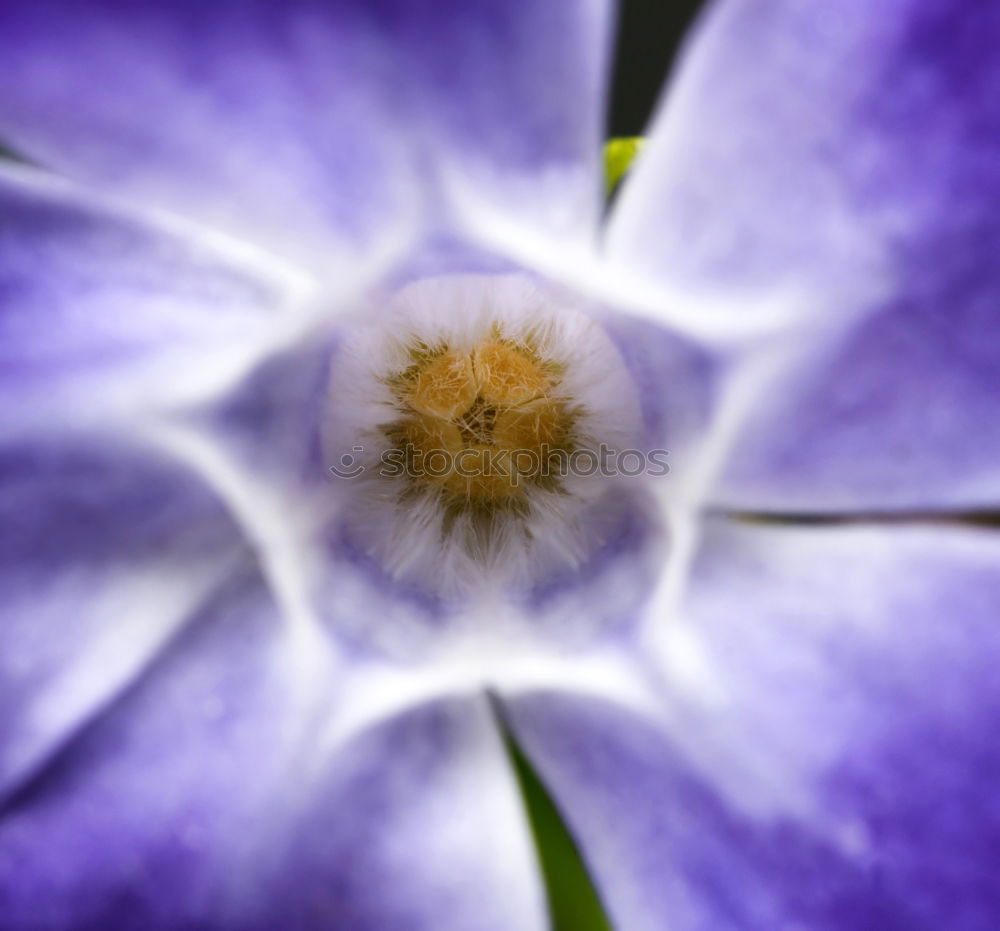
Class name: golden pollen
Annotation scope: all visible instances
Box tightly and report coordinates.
[384,331,574,509]
[397,415,464,488]
[492,399,565,452]
[472,339,551,406]
[407,350,477,419]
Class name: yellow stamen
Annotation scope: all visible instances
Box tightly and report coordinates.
[472,340,550,407]
[408,350,477,419]
[492,399,565,451]
[385,330,575,508]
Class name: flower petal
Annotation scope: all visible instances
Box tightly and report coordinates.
[0,0,611,269]
[609,0,1000,509]
[250,694,547,930]
[0,434,248,806]
[0,568,327,928]
[506,519,1000,929]
[0,602,547,931]
[0,166,306,431]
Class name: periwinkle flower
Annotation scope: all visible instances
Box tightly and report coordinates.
[1,0,999,929]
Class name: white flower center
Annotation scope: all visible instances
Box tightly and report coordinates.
[324,273,640,594]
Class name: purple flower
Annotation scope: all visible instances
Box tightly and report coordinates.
[1,1,999,929]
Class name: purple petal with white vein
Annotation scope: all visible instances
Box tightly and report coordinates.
[0,166,304,431]
[609,0,1000,509]
[0,0,612,271]
[0,434,249,808]
[0,605,547,931]
[247,694,546,931]
[0,566,333,929]
[506,518,1000,930]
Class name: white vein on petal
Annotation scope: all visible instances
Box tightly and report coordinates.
[0,161,420,439]
[1,547,243,802]
[311,629,665,771]
[0,161,316,292]
[443,177,820,347]
[629,326,915,825]
[646,343,794,637]
[138,420,335,664]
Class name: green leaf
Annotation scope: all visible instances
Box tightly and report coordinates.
[604,136,645,197]
[499,714,613,931]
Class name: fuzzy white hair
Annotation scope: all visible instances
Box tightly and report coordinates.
[323,273,641,597]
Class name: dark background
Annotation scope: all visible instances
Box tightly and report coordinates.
[608,0,710,136]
